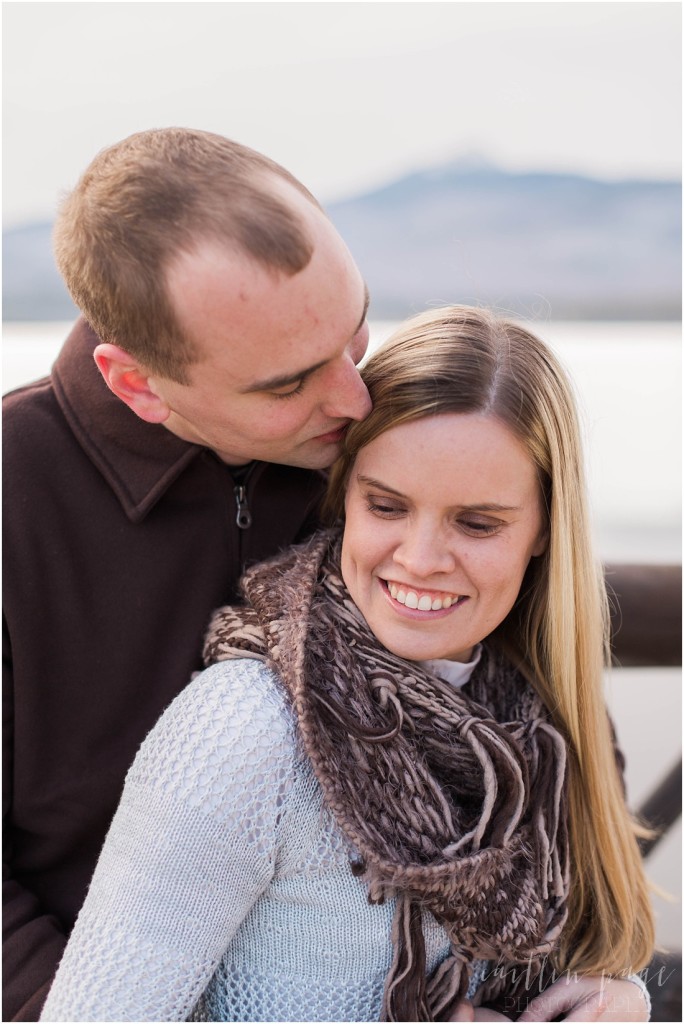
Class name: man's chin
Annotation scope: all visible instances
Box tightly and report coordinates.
[216,436,345,472]
[288,438,345,471]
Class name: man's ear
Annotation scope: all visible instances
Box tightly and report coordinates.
[93,344,171,424]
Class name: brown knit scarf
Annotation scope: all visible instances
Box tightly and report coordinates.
[203,530,570,1022]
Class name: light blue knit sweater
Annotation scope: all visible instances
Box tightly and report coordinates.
[40,658,488,1022]
[40,657,650,1022]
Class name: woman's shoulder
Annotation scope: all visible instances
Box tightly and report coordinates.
[183,656,290,717]
[156,656,292,734]
[127,659,296,808]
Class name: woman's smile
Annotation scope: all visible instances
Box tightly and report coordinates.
[341,412,547,663]
[380,577,468,616]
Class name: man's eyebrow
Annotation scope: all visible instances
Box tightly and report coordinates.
[241,357,329,395]
[240,283,370,394]
[356,283,371,334]
[357,476,520,512]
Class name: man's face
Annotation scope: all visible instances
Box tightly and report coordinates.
[148,192,372,469]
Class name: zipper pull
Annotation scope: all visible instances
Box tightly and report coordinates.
[234,484,253,529]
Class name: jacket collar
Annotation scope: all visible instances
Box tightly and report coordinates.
[52,318,207,523]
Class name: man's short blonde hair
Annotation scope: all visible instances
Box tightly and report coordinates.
[54,128,321,382]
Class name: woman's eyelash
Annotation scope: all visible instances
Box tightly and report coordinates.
[365,500,501,536]
[365,499,405,517]
[458,520,500,536]
[364,496,501,536]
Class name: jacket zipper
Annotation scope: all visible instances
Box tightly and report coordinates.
[232,460,260,531]
[233,483,253,530]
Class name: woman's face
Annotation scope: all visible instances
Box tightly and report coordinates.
[341,412,548,663]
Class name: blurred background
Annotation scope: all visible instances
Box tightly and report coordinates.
[3,1,681,1012]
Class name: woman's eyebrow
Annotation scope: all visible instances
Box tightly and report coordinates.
[459,503,521,513]
[357,475,406,497]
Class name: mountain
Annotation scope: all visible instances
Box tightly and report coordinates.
[3,163,681,321]
[326,162,681,320]
[3,221,79,321]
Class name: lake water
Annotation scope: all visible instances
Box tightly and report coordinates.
[4,318,681,564]
[3,317,681,946]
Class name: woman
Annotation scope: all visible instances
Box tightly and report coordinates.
[41,307,653,1022]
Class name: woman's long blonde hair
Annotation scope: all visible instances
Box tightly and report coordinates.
[326,306,654,977]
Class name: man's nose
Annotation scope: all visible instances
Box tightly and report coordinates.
[322,359,372,422]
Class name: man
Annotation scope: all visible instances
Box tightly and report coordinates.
[3,127,371,1020]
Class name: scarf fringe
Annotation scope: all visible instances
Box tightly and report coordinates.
[428,952,470,1022]
[383,896,430,1022]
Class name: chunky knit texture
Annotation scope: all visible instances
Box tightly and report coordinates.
[203,530,570,1021]
[41,658,489,1022]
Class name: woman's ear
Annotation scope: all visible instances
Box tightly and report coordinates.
[532,526,549,558]
[93,344,171,424]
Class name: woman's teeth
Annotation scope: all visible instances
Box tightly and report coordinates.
[387,581,457,611]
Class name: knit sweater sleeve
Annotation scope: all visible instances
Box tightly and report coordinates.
[40,660,295,1023]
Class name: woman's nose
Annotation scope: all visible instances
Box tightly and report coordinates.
[393,524,457,579]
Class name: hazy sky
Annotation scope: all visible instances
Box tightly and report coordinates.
[3,1,681,227]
